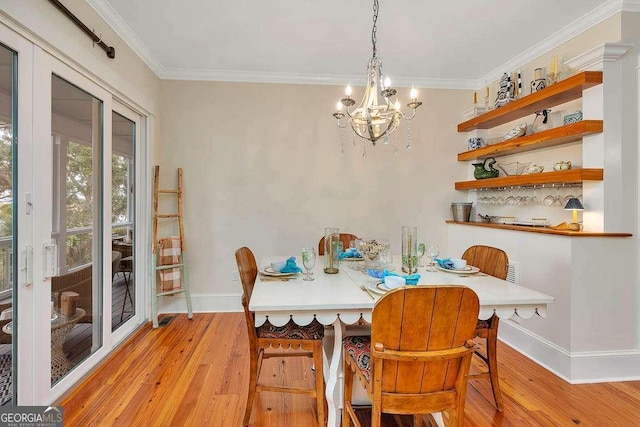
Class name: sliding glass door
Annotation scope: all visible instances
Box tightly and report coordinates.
[111,108,137,332]
[0,22,147,405]
[0,40,17,407]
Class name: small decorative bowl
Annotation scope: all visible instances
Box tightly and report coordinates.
[450,259,467,270]
[270,261,286,272]
[497,161,531,176]
[384,275,406,290]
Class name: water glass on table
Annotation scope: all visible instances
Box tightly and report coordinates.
[417,243,426,266]
[425,244,440,272]
[302,247,316,281]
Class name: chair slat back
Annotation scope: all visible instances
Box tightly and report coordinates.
[318,233,359,255]
[462,245,509,280]
[235,247,259,345]
[371,286,479,394]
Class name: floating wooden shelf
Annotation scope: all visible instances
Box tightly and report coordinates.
[454,168,603,190]
[457,120,603,161]
[458,71,603,132]
[446,220,632,237]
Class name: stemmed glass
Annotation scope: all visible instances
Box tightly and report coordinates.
[302,247,316,281]
[417,243,426,266]
[425,244,440,272]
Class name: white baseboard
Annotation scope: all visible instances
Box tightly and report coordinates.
[155,292,242,314]
[500,319,640,384]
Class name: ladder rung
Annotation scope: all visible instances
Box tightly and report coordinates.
[158,189,179,194]
[156,214,179,218]
[156,289,186,297]
[156,263,184,271]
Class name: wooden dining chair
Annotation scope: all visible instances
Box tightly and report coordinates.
[235,247,326,427]
[462,244,509,412]
[318,233,359,255]
[342,285,479,427]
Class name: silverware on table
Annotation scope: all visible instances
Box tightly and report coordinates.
[359,285,378,300]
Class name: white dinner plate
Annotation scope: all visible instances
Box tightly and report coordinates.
[260,266,298,277]
[436,265,480,274]
[368,282,397,294]
[364,283,387,295]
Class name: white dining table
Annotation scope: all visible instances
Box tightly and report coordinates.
[250,256,555,427]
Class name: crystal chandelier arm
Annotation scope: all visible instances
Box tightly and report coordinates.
[399,108,417,120]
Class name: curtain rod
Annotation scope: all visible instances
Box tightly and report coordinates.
[48,0,115,59]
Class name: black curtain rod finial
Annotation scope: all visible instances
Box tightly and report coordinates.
[48,0,116,59]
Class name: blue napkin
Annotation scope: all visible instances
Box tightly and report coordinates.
[339,248,362,259]
[434,257,454,270]
[280,256,302,273]
[366,269,421,285]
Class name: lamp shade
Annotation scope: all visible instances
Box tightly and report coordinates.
[563,197,584,211]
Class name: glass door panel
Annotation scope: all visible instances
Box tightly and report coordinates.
[0,42,16,406]
[111,111,135,331]
[50,74,103,385]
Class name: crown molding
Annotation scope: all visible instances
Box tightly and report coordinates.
[565,42,633,70]
[160,67,478,89]
[86,0,165,76]
[89,0,634,88]
[622,0,640,11]
[475,0,632,89]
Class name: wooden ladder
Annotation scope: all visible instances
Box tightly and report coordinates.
[151,165,193,328]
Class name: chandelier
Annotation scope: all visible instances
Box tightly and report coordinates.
[333,0,422,155]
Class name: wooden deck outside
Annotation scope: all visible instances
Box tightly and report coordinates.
[0,274,134,405]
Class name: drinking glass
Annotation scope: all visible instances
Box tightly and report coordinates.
[425,244,440,272]
[302,247,316,281]
[417,243,426,266]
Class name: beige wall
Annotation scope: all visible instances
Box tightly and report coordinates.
[159,80,468,297]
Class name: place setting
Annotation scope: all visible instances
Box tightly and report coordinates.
[432,257,484,276]
[260,257,303,281]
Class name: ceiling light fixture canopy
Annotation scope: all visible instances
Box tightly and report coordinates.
[333,0,421,155]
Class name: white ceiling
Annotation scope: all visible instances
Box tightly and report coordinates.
[89,0,630,88]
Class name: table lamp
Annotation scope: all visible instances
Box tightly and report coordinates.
[564,197,584,225]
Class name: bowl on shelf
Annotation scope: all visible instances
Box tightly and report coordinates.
[497,161,531,176]
[503,123,527,140]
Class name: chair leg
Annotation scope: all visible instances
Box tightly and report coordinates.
[243,351,260,426]
[342,360,353,427]
[371,401,382,427]
[448,409,459,427]
[413,414,422,427]
[313,342,326,427]
[486,322,504,412]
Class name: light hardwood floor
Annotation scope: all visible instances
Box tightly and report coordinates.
[59,313,640,426]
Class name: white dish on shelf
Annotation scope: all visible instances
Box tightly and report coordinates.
[503,123,527,140]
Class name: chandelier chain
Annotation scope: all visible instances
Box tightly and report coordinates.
[371,0,378,58]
